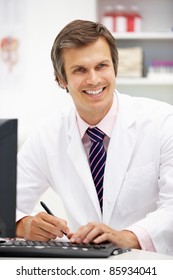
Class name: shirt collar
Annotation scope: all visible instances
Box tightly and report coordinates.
[76,93,117,139]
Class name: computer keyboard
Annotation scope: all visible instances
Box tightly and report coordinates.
[0,239,130,258]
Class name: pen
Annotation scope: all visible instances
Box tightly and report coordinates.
[40,201,67,236]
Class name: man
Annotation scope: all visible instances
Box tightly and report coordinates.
[16,20,173,255]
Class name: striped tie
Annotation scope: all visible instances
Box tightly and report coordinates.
[87,127,107,212]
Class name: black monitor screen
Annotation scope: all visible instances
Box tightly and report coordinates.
[0,119,17,238]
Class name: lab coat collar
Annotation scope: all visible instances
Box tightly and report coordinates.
[103,92,137,224]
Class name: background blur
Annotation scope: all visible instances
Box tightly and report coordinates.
[1,0,173,145]
[0,0,172,216]
[0,0,96,146]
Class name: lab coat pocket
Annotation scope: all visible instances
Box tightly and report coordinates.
[117,162,158,216]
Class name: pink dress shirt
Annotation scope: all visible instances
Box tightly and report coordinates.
[76,93,155,252]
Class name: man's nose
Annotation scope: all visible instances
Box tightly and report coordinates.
[85,70,101,85]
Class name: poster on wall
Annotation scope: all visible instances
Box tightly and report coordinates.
[0,0,25,88]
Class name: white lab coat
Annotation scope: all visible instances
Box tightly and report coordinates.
[17,92,173,255]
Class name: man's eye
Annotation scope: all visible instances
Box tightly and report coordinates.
[74,67,85,73]
[97,63,107,69]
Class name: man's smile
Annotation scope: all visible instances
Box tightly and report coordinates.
[83,87,106,95]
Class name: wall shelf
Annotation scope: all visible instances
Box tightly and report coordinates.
[113,32,173,40]
[117,77,173,86]
[97,0,173,104]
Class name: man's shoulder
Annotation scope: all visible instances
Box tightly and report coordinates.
[21,103,76,149]
[40,103,75,128]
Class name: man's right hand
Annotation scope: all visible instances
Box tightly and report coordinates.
[16,212,70,241]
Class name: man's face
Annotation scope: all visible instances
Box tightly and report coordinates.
[60,37,116,125]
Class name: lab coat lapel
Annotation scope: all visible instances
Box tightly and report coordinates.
[103,94,137,224]
[67,112,101,219]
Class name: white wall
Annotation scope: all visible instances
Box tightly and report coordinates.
[0,0,97,220]
[0,0,96,218]
[0,0,96,144]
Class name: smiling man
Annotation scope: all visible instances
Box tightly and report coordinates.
[16,20,173,256]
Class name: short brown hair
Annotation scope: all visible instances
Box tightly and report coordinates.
[51,19,118,88]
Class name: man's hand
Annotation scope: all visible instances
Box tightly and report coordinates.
[67,222,141,249]
[16,212,70,241]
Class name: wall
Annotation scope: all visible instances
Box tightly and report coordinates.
[0,0,96,217]
[0,0,96,145]
[2,1,171,220]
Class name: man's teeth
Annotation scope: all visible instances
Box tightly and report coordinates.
[85,88,103,95]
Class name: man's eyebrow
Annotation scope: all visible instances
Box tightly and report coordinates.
[70,65,84,70]
[70,60,111,70]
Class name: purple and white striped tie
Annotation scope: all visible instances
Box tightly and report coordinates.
[87,127,107,212]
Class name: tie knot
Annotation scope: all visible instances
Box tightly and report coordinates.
[87,127,105,143]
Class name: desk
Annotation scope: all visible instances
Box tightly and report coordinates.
[109,249,173,260]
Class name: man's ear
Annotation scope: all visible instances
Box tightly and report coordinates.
[57,76,67,89]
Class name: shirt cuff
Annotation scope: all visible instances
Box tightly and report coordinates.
[16,210,29,222]
[126,225,156,252]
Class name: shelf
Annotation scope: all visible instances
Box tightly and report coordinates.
[113,32,173,40]
[98,0,173,104]
[117,77,173,86]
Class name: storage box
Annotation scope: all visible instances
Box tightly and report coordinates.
[117,47,143,77]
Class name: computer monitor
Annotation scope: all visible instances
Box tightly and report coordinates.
[0,119,17,238]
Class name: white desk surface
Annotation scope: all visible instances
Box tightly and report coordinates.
[109,249,173,260]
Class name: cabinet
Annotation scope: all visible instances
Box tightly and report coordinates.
[96,0,173,104]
